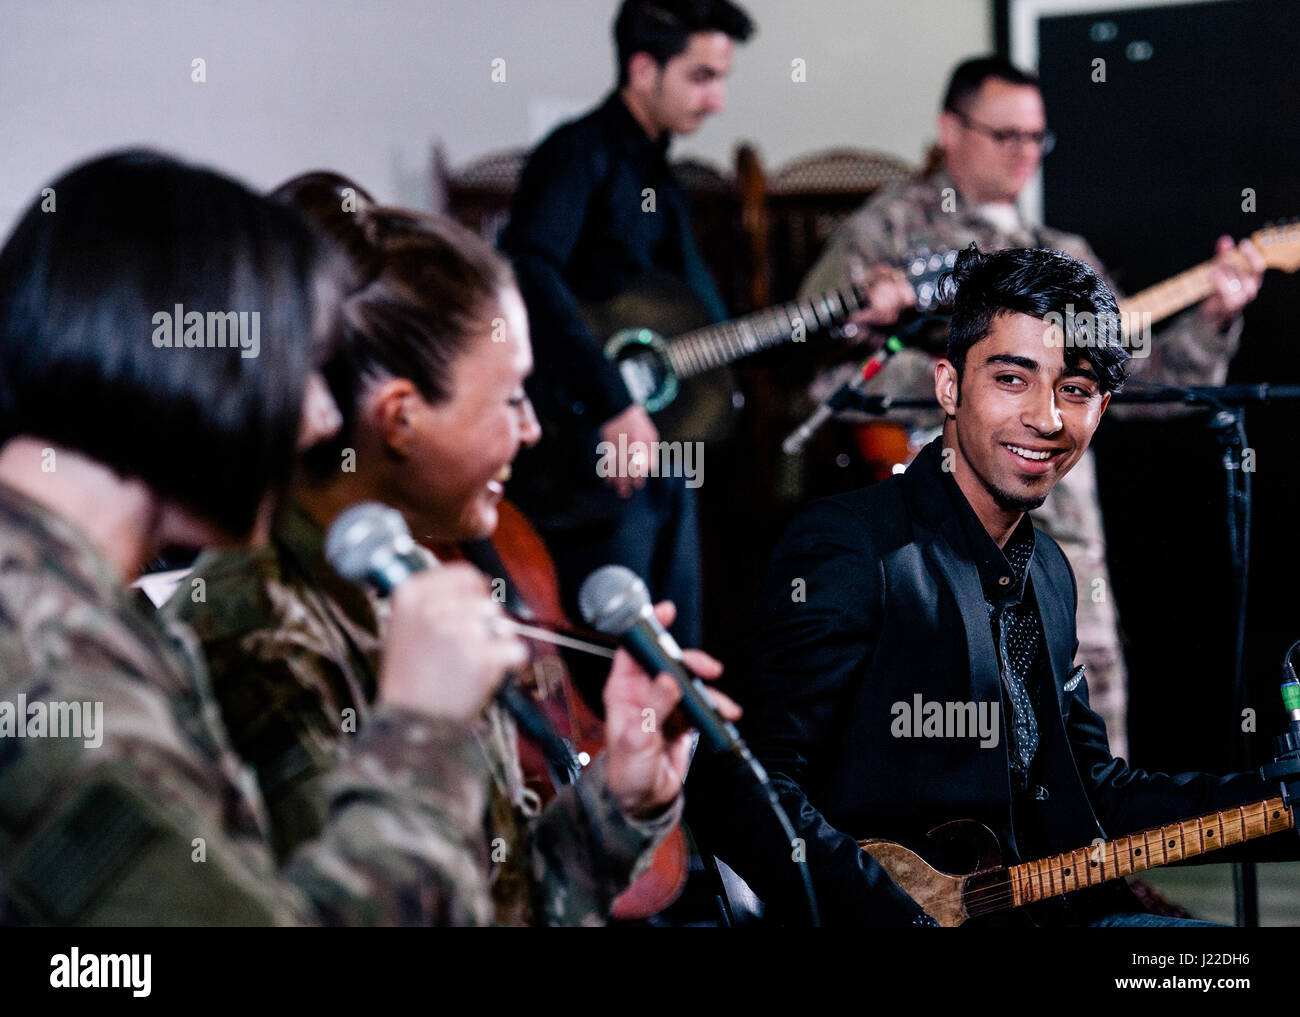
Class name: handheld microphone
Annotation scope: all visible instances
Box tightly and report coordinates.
[325,502,615,655]
[578,564,823,925]
[324,502,433,595]
[782,335,906,456]
[578,565,761,771]
[325,502,582,786]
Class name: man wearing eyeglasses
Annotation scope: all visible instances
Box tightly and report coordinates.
[797,55,1264,759]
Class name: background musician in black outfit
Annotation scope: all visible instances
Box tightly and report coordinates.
[499,0,755,646]
[691,246,1292,926]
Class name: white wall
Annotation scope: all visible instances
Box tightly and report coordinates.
[0,0,990,236]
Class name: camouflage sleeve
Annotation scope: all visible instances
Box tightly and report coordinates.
[198,632,357,862]
[169,544,387,863]
[528,753,683,926]
[798,198,906,301]
[1110,309,1243,421]
[2,662,496,926]
[284,707,498,925]
[797,192,946,423]
[1040,230,1118,291]
[1124,309,1243,388]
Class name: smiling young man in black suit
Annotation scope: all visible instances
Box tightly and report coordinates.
[694,245,1287,926]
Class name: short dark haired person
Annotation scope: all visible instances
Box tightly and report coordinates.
[613,0,755,88]
[939,54,1041,123]
[696,246,1287,926]
[0,151,532,924]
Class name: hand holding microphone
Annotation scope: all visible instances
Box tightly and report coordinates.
[323,502,715,804]
[579,565,821,923]
[380,567,527,723]
[580,566,758,786]
[325,503,525,725]
[326,503,747,819]
[599,598,737,819]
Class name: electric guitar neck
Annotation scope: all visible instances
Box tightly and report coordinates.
[1119,221,1300,326]
[860,796,1293,926]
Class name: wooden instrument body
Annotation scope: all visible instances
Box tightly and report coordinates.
[578,272,730,444]
[860,819,1006,928]
[575,250,960,446]
[511,275,722,521]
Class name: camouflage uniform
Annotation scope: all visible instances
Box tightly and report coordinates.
[0,481,499,925]
[800,169,1244,758]
[172,501,679,926]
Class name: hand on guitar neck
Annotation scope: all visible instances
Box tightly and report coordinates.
[600,403,660,498]
[1199,234,1266,332]
[840,257,918,339]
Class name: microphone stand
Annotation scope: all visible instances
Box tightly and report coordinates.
[1112,384,1300,928]
[828,382,1300,927]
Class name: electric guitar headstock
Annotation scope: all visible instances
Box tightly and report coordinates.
[1251,220,1300,273]
[902,247,960,312]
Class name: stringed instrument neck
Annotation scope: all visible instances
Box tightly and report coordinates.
[664,283,865,380]
[1117,222,1300,328]
[1118,260,1219,325]
[1007,797,1293,910]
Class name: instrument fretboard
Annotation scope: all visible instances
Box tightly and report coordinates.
[665,285,864,379]
[1007,797,1292,909]
[1118,261,1220,328]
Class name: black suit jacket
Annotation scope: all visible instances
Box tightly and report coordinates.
[692,438,1281,925]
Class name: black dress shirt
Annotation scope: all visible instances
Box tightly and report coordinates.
[941,471,1044,792]
[941,468,1060,860]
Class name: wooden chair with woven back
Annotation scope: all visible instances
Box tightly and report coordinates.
[751,146,918,306]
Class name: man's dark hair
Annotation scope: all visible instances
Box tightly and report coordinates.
[940,244,1130,395]
[0,149,326,539]
[941,55,1039,115]
[614,0,753,86]
[271,172,516,482]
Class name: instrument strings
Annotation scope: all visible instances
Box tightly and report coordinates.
[906,797,1289,919]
